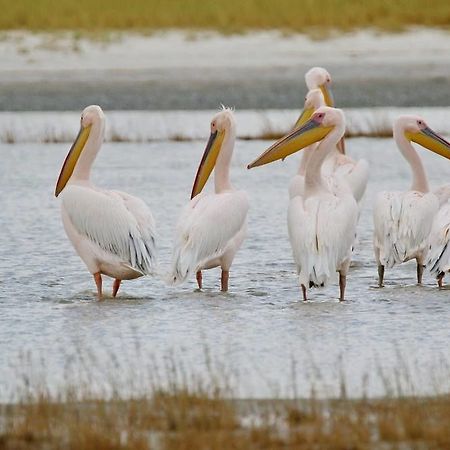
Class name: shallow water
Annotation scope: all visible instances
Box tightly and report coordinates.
[0,136,449,400]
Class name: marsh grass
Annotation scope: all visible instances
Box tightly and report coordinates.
[1,0,449,34]
[2,388,450,449]
[1,351,450,450]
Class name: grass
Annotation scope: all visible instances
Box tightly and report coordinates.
[2,387,450,449]
[0,0,449,34]
[1,350,450,450]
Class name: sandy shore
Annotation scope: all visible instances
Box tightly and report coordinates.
[1,29,449,110]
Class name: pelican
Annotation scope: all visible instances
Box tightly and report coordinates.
[373,115,450,287]
[55,105,157,299]
[170,108,249,292]
[291,68,369,203]
[248,107,358,301]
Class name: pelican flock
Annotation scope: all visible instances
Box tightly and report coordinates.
[54,68,450,301]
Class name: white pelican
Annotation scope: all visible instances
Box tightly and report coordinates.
[170,108,249,292]
[373,115,450,287]
[291,68,369,204]
[248,107,358,301]
[55,105,157,299]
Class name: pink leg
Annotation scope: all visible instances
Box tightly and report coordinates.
[94,272,103,300]
[196,271,203,289]
[437,272,444,289]
[339,272,346,302]
[416,260,424,285]
[112,279,121,297]
[221,270,229,292]
[301,284,307,302]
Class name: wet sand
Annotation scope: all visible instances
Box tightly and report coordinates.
[1,29,449,110]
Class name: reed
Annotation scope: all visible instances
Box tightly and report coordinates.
[1,353,450,450]
[1,0,449,34]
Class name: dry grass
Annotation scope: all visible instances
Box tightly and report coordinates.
[1,385,450,449]
[0,0,449,34]
[2,349,449,449]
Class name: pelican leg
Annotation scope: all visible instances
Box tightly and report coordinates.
[301,284,307,302]
[339,272,346,302]
[437,272,444,289]
[94,272,103,300]
[377,264,385,288]
[112,279,121,297]
[416,260,424,285]
[221,270,229,292]
[196,271,203,290]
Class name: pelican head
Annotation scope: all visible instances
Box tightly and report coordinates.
[190,108,235,199]
[395,115,450,160]
[305,67,334,107]
[248,106,343,169]
[55,105,104,197]
[294,88,325,129]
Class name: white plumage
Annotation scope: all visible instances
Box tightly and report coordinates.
[427,198,450,285]
[170,108,249,291]
[62,186,157,278]
[55,105,157,299]
[434,184,450,206]
[248,106,357,301]
[374,190,438,269]
[287,109,358,300]
[288,190,357,288]
[171,190,248,283]
[289,80,368,205]
[373,114,450,286]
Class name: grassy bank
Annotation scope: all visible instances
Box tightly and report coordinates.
[1,0,449,34]
[2,349,450,449]
[2,388,450,449]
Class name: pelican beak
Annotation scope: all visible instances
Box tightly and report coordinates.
[293,106,314,129]
[320,83,334,107]
[248,117,333,169]
[55,124,92,197]
[406,127,450,160]
[191,129,225,199]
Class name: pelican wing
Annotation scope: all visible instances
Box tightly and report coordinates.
[434,184,450,207]
[62,185,157,275]
[338,159,369,204]
[427,200,450,276]
[288,174,305,199]
[373,191,438,268]
[170,191,249,284]
[288,193,358,287]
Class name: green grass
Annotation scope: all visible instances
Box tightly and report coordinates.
[0,0,449,33]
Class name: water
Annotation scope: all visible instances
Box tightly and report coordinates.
[0,134,449,400]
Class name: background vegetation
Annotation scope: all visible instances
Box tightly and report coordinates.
[2,385,450,449]
[0,0,449,33]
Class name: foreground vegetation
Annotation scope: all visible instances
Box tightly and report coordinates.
[1,386,450,449]
[1,0,449,34]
